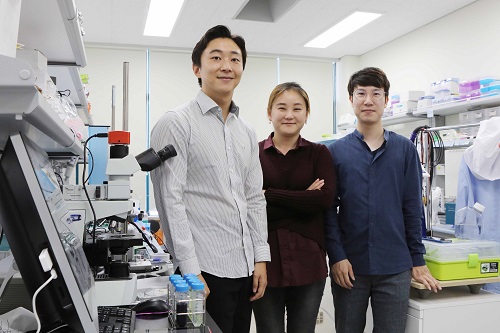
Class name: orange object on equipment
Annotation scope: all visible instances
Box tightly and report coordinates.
[108,130,130,144]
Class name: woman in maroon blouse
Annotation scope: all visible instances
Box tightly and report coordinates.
[253,82,336,333]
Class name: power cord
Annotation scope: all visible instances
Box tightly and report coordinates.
[82,133,108,244]
[33,249,58,333]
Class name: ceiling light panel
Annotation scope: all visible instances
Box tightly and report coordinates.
[305,11,382,48]
[144,0,185,37]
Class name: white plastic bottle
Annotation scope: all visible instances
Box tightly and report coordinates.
[190,281,205,327]
[454,202,485,239]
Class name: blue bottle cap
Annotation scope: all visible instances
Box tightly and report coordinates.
[169,274,182,282]
[175,283,189,292]
[191,282,204,291]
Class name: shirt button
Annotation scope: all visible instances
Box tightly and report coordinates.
[369,242,373,247]
[284,259,288,264]
[283,242,287,246]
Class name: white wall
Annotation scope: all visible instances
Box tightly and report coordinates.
[336,0,500,136]
[82,47,334,210]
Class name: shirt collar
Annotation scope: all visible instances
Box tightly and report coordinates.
[195,90,240,117]
[353,128,389,142]
[263,132,308,150]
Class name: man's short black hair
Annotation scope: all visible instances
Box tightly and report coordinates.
[347,67,390,96]
[192,25,247,87]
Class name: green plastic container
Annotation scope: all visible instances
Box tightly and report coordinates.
[423,239,500,281]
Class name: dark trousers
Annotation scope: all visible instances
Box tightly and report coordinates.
[252,279,326,333]
[331,270,412,333]
[201,271,253,333]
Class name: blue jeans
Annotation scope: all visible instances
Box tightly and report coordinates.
[331,270,412,333]
[252,279,326,333]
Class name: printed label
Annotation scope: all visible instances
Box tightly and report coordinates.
[481,262,499,274]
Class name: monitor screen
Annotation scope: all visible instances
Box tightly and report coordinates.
[0,133,98,332]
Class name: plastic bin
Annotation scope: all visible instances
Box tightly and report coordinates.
[423,239,500,281]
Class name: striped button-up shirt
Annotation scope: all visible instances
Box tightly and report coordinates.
[151,91,270,278]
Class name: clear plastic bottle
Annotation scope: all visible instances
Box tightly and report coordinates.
[184,276,200,323]
[174,283,189,328]
[168,274,182,308]
[455,202,485,239]
[190,281,205,327]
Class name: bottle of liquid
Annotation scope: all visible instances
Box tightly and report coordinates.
[174,283,189,328]
[454,202,485,240]
[190,281,205,327]
[168,274,183,308]
[183,275,200,323]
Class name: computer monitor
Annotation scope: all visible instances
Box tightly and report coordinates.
[0,133,98,332]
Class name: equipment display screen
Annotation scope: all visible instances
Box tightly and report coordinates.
[24,137,95,316]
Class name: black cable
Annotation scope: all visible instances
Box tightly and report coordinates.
[82,133,108,245]
[55,171,64,187]
[129,221,158,253]
[57,89,71,97]
[83,146,95,185]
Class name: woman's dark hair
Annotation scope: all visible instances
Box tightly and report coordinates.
[267,82,311,117]
[192,25,247,87]
[347,67,390,96]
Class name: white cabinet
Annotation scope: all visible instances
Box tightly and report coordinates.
[0,0,88,155]
[405,286,500,333]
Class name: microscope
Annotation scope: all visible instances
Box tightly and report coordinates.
[62,130,176,276]
[61,63,176,305]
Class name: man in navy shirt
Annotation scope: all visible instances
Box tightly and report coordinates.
[326,67,441,333]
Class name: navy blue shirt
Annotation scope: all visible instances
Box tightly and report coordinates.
[325,129,426,275]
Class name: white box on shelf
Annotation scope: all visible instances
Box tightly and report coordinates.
[0,0,21,58]
[392,101,417,114]
[404,91,425,101]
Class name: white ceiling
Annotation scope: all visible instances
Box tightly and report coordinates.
[75,0,477,60]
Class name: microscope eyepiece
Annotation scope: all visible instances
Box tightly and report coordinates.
[135,145,177,172]
[157,144,177,162]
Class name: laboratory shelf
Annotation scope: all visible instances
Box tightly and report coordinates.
[17,0,86,66]
[337,123,356,131]
[48,66,92,125]
[0,55,83,156]
[412,93,500,117]
[337,112,426,130]
[382,112,426,126]
[18,0,90,124]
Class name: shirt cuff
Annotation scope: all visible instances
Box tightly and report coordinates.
[178,256,201,276]
[411,254,426,267]
[254,245,271,263]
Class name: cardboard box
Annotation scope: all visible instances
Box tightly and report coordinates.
[424,239,500,281]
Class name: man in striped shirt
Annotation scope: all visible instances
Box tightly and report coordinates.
[150,25,270,333]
